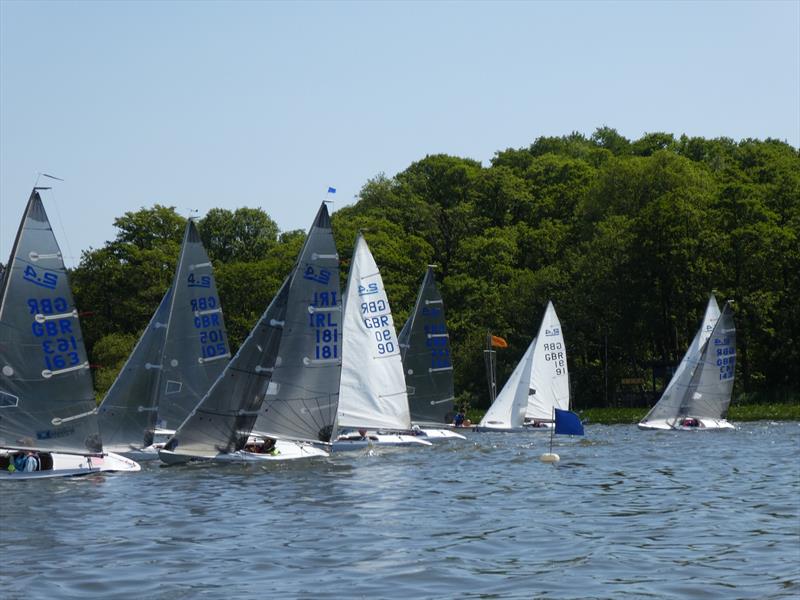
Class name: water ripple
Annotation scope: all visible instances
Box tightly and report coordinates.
[1,422,798,599]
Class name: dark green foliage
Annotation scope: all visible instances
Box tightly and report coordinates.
[70,128,799,409]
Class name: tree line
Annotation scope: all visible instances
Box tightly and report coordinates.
[60,127,798,408]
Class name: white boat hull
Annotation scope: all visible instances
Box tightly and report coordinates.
[332,432,433,451]
[416,428,466,440]
[105,445,163,462]
[523,420,554,430]
[153,428,176,445]
[638,418,735,431]
[158,439,329,465]
[472,425,532,433]
[0,450,141,480]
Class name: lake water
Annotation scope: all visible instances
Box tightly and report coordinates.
[1,421,798,599]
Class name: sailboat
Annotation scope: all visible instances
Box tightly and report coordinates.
[332,233,431,450]
[639,296,736,430]
[397,266,464,440]
[158,203,337,464]
[524,301,570,429]
[97,219,231,459]
[0,189,140,479]
[475,333,535,432]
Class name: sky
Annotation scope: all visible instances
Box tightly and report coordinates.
[1,0,798,267]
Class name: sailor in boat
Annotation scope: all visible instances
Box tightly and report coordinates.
[244,438,281,456]
[4,451,42,473]
[453,410,465,427]
[680,417,702,428]
[337,428,378,442]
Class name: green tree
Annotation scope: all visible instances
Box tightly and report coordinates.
[199,207,279,263]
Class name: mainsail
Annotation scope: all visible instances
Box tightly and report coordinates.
[165,202,341,454]
[640,296,720,425]
[337,233,411,431]
[678,302,736,420]
[97,287,172,451]
[526,301,570,421]
[398,266,455,426]
[0,190,101,454]
[155,220,231,430]
[253,203,341,443]
[164,279,290,457]
[478,337,535,430]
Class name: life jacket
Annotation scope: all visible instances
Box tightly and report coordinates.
[13,454,40,472]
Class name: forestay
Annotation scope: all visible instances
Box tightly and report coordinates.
[155,220,231,430]
[337,233,411,431]
[398,266,454,426]
[253,203,341,443]
[97,288,172,451]
[0,190,101,454]
[526,301,570,421]
[478,337,535,430]
[640,296,720,425]
[679,302,736,420]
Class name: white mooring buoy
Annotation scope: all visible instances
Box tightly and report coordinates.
[539,453,560,463]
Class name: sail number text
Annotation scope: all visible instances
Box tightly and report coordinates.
[361,297,396,355]
[423,305,451,369]
[27,295,81,371]
[191,295,227,358]
[311,290,339,360]
[714,337,735,381]
[543,341,566,376]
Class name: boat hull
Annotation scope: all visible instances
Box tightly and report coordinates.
[523,420,554,430]
[104,445,163,461]
[638,418,735,431]
[0,451,141,480]
[472,426,533,433]
[158,440,329,465]
[416,428,466,440]
[332,432,433,451]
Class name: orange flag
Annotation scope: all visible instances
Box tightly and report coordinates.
[491,335,508,348]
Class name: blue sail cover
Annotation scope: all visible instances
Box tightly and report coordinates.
[554,408,584,436]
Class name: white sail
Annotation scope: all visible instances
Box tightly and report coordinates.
[639,295,721,428]
[526,301,570,421]
[679,302,736,419]
[478,337,535,430]
[337,234,410,431]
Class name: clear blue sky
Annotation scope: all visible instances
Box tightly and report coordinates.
[2,0,798,266]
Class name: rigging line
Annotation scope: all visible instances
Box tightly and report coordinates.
[47,186,77,269]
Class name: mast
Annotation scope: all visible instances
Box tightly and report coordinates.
[484,330,497,405]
